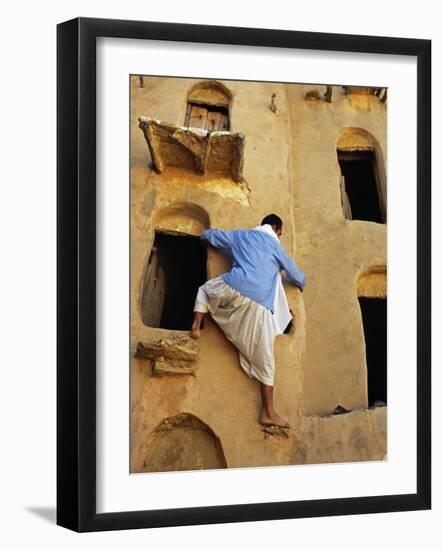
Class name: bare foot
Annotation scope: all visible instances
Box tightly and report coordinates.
[190,321,201,340]
[260,411,290,429]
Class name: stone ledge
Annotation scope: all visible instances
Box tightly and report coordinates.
[135,334,198,376]
[262,426,290,439]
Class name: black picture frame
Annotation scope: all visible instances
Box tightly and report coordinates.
[57,17,431,532]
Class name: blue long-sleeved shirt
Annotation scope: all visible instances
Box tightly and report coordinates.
[201,227,306,311]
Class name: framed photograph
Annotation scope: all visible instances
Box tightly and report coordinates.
[57,17,431,532]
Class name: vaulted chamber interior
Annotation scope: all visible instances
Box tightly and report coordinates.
[338,150,384,223]
[358,297,387,406]
[142,231,207,330]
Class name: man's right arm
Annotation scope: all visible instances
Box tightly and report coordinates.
[276,245,306,291]
[201,228,235,251]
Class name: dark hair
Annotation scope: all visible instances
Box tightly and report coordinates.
[261,213,283,229]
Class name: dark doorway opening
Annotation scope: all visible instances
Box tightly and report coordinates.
[142,231,207,331]
[358,297,387,406]
[338,150,384,223]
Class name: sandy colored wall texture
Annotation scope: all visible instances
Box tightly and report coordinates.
[130,76,387,473]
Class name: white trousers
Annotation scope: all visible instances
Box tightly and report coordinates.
[194,275,282,386]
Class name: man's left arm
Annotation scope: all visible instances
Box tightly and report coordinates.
[276,245,306,291]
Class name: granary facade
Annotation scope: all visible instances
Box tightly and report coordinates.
[130,76,387,472]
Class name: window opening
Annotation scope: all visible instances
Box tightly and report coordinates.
[358,297,387,406]
[142,231,207,330]
[185,101,229,131]
[338,150,384,223]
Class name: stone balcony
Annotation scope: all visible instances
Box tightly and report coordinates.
[138,117,245,183]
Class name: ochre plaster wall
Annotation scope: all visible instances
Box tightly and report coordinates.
[130,77,387,472]
[286,84,387,416]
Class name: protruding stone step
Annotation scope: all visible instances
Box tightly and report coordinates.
[135,334,198,376]
[262,425,290,439]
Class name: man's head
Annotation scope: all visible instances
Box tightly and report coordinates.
[261,213,283,238]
